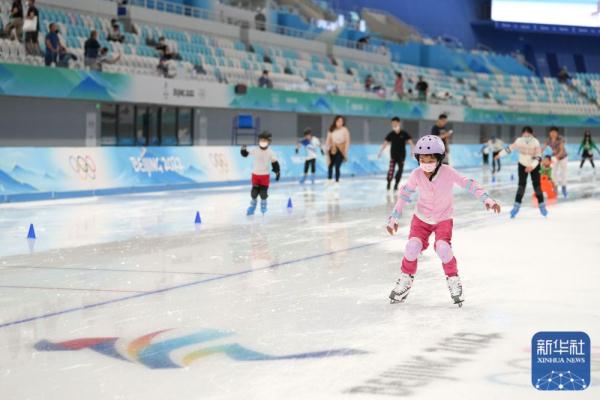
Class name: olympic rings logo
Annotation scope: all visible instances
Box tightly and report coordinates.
[208,152,229,174]
[69,155,96,180]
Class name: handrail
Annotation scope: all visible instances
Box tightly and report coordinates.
[101,0,380,53]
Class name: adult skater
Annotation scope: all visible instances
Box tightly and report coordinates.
[495,126,546,218]
[486,135,504,174]
[386,135,500,307]
[377,117,414,191]
[430,114,453,164]
[542,127,568,198]
[295,127,323,184]
[241,131,280,215]
[578,130,599,170]
[325,115,350,184]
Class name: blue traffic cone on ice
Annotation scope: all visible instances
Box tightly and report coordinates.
[194,211,202,224]
[27,224,36,239]
[287,197,293,209]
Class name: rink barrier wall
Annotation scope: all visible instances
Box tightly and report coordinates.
[0,144,579,203]
[1,63,600,127]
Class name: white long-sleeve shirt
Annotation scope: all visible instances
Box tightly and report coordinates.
[248,147,277,175]
[498,135,541,169]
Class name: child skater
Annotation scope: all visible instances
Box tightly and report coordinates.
[537,155,558,203]
[542,127,568,198]
[387,135,501,307]
[241,131,280,215]
[495,126,546,218]
[295,127,323,184]
[579,130,599,170]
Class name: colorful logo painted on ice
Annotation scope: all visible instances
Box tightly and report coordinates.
[35,329,366,369]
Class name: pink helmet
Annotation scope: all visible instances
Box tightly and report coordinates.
[414,135,445,155]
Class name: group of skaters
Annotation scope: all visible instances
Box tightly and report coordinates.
[240,115,352,215]
[239,114,598,307]
[482,126,599,216]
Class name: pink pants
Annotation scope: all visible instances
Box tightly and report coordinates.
[401,215,458,277]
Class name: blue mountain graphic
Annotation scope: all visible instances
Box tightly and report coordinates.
[68,76,113,101]
[410,106,424,117]
[184,165,206,180]
[0,64,15,87]
[312,97,331,112]
[0,169,38,193]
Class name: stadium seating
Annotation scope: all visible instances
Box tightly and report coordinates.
[0,0,598,116]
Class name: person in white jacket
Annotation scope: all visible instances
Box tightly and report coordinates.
[495,126,546,219]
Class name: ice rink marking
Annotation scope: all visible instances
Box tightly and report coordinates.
[0,238,391,330]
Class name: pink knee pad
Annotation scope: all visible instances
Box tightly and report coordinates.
[404,237,423,261]
[435,240,453,263]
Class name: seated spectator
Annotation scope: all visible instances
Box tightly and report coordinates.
[432,91,453,102]
[84,30,101,69]
[3,0,24,42]
[157,58,175,78]
[557,66,571,85]
[364,74,374,91]
[416,76,429,101]
[258,70,273,88]
[23,2,40,56]
[394,72,404,99]
[365,74,383,94]
[357,36,369,50]
[194,63,207,75]
[57,44,77,68]
[44,22,59,66]
[155,36,173,60]
[107,23,124,43]
[461,95,470,106]
[95,47,121,71]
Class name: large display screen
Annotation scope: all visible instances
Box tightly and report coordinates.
[492,0,600,28]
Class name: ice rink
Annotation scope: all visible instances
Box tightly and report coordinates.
[0,164,599,399]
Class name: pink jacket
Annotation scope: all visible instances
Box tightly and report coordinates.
[390,165,496,224]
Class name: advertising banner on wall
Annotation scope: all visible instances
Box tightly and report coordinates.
[0,63,598,127]
[0,143,530,202]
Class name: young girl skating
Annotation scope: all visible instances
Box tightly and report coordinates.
[386,135,501,307]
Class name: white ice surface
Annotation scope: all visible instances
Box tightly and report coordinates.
[0,165,599,399]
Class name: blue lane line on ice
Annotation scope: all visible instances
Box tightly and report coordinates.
[0,239,390,330]
[2,265,228,276]
[0,285,145,294]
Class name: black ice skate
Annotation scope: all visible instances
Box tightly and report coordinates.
[389,272,414,304]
